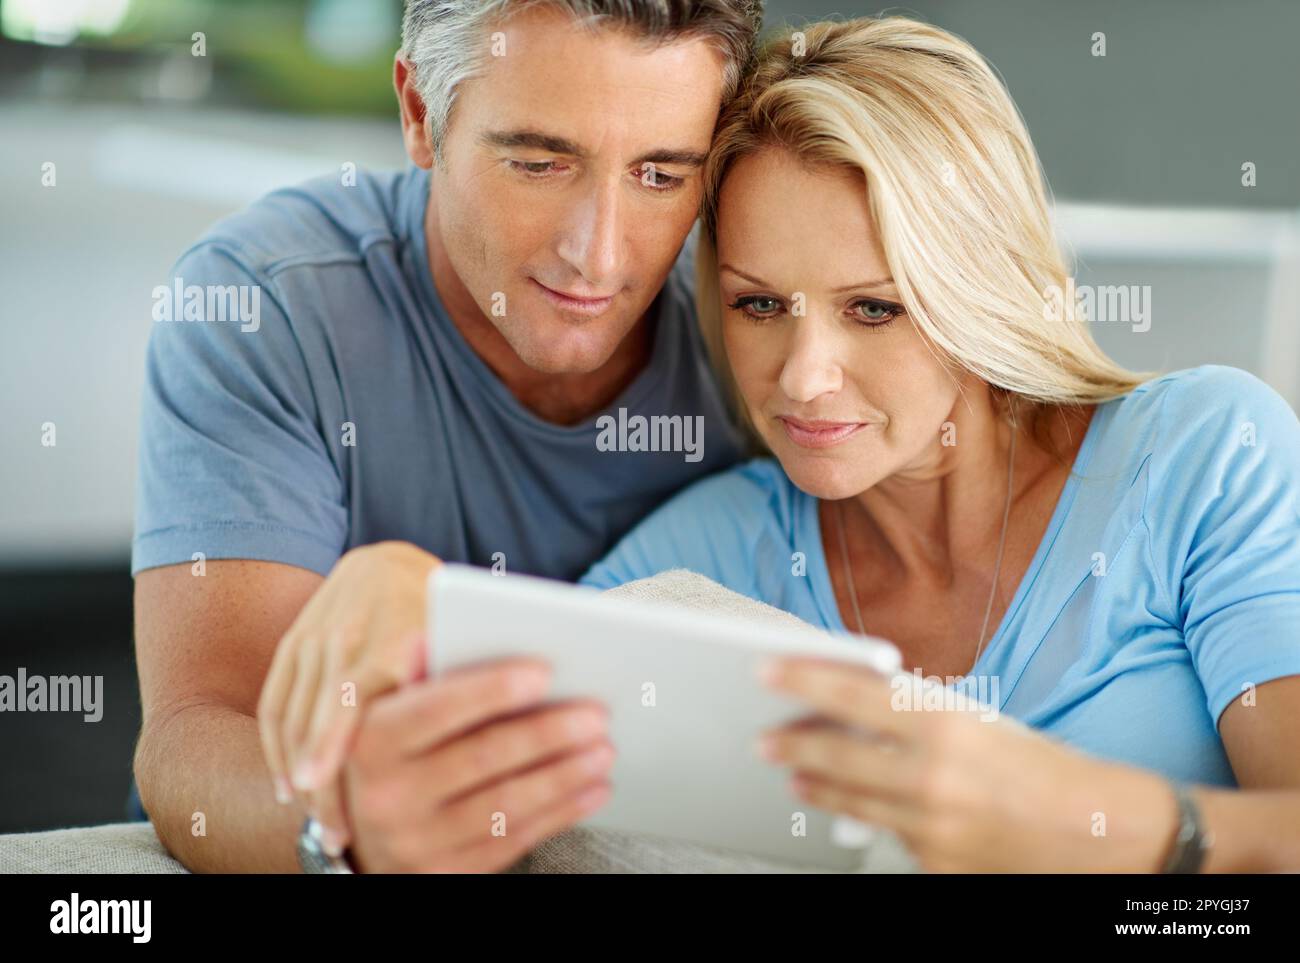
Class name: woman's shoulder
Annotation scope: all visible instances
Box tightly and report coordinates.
[1097,364,1300,543]
[669,455,797,508]
[1120,363,1288,425]
[1098,364,1296,468]
[624,455,801,545]
[580,456,800,590]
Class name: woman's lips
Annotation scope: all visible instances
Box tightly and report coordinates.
[778,415,872,449]
[532,279,615,317]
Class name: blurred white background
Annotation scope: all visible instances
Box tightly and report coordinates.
[0,101,408,564]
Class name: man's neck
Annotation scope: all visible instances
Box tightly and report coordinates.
[423,192,655,427]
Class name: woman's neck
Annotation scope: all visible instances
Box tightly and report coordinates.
[823,395,1096,675]
[852,391,1027,584]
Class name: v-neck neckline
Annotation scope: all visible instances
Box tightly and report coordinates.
[802,400,1112,680]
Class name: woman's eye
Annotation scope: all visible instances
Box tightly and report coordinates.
[728,295,783,319]
[853,299,904,325]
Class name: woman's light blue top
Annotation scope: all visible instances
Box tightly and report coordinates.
[581,365,1300,786]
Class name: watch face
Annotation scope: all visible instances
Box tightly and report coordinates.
[298,818,352,874]
[297,822,324,872]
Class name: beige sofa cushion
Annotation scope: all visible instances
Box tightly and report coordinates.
[0,821,186,874]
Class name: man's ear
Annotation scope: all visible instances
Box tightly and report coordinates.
[394,54,437,169]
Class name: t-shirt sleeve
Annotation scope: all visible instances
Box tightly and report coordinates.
[131,244,347,577]
[1149,365,1300,729]
[579,463,771,593]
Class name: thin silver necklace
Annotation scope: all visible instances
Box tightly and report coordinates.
[833,423,1017,672]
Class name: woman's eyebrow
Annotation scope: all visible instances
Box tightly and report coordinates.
[720,263,896,292]
[830,277,897,293]
[718,264,769,286]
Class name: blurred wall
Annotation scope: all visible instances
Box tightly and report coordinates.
[770,0,1300,209]
[0,101,407,566]
[3,0,1299,568]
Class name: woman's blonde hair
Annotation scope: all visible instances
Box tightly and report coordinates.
[696,16,1159,460]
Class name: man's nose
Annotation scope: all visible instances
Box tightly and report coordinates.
[555,179,624,289]
[779,318,844,404]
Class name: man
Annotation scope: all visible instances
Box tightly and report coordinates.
[131,0,761,872]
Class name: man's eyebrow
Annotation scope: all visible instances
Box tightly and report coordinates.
[480,129,587,156]
[719,264,898,292]
[631,148,709,168]
[479,129,707,168]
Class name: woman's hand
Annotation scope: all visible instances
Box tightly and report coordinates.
[257,541,442,856]
[756,658,1181,872]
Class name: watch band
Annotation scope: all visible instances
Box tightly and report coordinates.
[297,817,356,874]
[1161,782,1211,874]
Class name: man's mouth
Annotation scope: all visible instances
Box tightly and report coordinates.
[777,415,874,449]
[531,278,616,317]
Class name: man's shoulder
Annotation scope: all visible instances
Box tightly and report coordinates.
[181,166,424,279]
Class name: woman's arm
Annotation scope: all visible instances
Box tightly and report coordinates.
[1193,675,1300,872]
[1137,369,1300,871]
[756,659,1299,873]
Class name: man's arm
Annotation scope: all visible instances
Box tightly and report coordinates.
[133,559,322,873]
[135,549,614,874]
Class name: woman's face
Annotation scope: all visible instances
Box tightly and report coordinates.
[716,148,965,500]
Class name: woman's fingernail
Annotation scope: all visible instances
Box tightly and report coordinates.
[755,734,778,760]
[291,760,317,792]
[320,827,345,858]
[757,660,782,687]
[273,777,293,804]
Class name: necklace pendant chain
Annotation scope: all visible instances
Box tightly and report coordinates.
[832,423,1017,676]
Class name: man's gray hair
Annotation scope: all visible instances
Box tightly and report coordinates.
[401,0,763,155]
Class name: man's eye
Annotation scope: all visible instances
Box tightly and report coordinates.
[635,165,684,191]
[508,160,565,177]
[727,295,783,319]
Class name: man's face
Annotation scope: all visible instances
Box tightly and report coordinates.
[425,6,725,374]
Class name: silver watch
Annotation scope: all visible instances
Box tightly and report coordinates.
[1160,782,1211,873]
[297,817,356,874]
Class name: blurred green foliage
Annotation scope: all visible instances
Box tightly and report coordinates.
[4,0,403,114]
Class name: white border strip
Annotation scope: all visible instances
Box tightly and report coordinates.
[1258,212,1300,407]
[1053,202,1293,262]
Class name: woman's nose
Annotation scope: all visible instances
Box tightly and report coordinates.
[778,320,844,403]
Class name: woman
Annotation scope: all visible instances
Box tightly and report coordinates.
[263,17,1300,871]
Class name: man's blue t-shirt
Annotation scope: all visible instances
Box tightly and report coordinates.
[131,166,743,580]
[583,365,1300,786]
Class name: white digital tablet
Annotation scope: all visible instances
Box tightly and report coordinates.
[428,564,903,870]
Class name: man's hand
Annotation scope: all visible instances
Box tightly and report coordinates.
[343,661,615,872]
[256,541,442,855]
